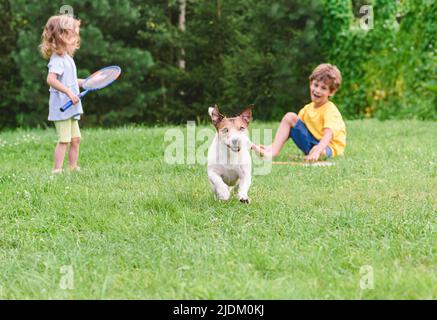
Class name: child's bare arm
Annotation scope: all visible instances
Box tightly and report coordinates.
[77,78,85,87]
[304,128,333,161]
[47,73,80,105]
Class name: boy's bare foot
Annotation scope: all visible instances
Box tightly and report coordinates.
[251,144,273,160]
[69,166,81,172]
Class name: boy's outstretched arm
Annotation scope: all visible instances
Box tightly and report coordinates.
[304,128,333,162]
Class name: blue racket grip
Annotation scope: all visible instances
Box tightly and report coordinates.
[60,91,88,112]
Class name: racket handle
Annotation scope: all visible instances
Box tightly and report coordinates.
[60,91,88,112]
[60,100,74,112]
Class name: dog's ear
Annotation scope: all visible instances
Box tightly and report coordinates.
[239,104,254,125]
[209,104,224,128]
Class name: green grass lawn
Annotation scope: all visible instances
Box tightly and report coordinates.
[0,119,436,299]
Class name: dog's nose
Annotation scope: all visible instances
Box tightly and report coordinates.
[231,138,239,145]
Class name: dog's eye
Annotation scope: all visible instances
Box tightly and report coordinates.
[221,128,228,133]
[240,127,245,131]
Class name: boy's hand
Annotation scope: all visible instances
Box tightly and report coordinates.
[305,128,333,162]
[304,147,322,162]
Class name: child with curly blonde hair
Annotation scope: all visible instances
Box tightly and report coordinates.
[40,14,84,174]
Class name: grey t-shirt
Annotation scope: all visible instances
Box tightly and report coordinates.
[47,54,83,121]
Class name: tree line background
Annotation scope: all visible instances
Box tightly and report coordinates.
[0,0,435,129]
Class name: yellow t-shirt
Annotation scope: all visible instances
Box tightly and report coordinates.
[297,101,346,156]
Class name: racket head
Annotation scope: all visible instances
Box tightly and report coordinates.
[82,66,121,91]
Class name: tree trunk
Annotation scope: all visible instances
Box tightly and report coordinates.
[178,0,186,70]
[217,0,221,19]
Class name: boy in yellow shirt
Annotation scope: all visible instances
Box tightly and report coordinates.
[252,63,346,161]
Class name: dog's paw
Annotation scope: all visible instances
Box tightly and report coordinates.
[217,190,231,201]
[239,197,250,204]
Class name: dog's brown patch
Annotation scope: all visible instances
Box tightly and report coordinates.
[210,104,253,131]
[216,117,247,131]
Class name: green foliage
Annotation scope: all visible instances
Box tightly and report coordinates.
[137,0,324,121]
[322,0,437,120]
[0,0,435,129]
[0,0,21,128]
[8,0,156,128]
[219,0,323,119]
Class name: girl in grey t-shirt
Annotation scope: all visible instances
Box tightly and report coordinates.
[40,14,84,174]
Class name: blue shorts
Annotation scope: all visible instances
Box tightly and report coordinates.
[290,120,332,158]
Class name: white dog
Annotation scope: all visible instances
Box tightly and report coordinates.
[207,104,253,203]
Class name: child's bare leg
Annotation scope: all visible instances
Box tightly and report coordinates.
[270,113,298,156]
[254,112,298,158]
[68,138,81,170]
[53,142,68,172]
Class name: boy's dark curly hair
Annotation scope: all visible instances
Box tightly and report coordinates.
[309,63,342,92]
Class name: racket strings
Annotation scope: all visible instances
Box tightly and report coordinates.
[83,67,121,90]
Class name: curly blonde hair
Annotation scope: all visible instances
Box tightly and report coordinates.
[39,15,81,59]
[309,63,342,92]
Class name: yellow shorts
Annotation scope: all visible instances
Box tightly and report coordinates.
[54,119,81,143]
